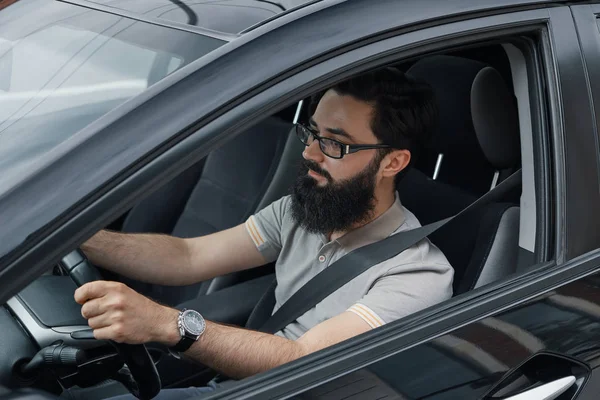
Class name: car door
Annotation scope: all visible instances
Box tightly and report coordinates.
[1,2,599,399]
[196,5,600,400]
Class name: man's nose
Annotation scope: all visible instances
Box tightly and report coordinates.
[302,140,324,162]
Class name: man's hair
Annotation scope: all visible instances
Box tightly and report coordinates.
[309,67,438,185]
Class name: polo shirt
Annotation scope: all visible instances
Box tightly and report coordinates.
[244,193,454,340]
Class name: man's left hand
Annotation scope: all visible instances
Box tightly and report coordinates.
[74,281,179,345]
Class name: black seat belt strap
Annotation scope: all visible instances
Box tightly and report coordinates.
[259,170,522,334]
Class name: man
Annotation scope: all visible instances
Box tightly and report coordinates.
[75,68,454,399]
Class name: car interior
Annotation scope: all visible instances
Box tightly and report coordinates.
[1,39,546,399]
[107,44,528,302]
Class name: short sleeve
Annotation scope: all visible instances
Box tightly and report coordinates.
[347,265,453,328]
[245,196,291,263]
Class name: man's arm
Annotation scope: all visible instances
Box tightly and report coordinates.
[172,311,371,379]
[74,281,372,379]
[81,224,266,286]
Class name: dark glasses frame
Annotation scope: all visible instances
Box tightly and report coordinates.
[295,123,391,159]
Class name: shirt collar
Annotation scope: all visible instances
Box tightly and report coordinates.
[333,191,405,251]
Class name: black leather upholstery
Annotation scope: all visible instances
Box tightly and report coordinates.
[122,117,293,305]
[407,55,520,195]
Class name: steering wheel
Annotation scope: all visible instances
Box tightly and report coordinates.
[60,249,161,400]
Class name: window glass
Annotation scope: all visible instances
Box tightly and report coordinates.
[0,0,223,188]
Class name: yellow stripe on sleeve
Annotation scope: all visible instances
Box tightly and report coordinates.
[248,216,265,244]
[245,218,262,247]
[348,305,379,329]
[354,303,385,327]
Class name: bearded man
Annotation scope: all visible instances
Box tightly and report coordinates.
[76,68,454,400]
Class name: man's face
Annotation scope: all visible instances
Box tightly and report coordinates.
[290,90,386,235]
[303,89,382,184]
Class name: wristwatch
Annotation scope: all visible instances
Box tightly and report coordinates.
[170,309,206,353]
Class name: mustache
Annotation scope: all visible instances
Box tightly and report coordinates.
[303,160,332,181]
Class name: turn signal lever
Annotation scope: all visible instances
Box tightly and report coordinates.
[21,343,86,374]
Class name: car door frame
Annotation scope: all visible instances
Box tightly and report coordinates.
[571,5,600,258]
[176,6,600,400]
[548,5,600,263]
[0,2,598,398]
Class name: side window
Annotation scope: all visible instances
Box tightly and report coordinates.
[293,41,546,294]
[286,26,553,400]
[108,28,550,306]
[399,41,544,285]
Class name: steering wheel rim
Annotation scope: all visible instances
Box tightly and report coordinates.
[61,249,161,400]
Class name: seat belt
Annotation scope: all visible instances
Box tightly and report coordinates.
[259,170,522,334]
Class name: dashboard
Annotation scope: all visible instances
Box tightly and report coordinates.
[1,270,118,394]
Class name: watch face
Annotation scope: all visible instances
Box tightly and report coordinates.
[182,310,205,335]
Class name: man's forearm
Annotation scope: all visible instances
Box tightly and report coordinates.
[82,230,196,286]
[159,313,307,379]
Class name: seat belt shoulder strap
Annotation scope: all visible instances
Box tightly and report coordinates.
[259,170,522,334]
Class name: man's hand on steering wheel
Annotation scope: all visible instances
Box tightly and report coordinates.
[63,249,162,399]
[74,281,180,347]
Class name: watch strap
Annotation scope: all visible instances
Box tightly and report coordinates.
[172,334,196,352]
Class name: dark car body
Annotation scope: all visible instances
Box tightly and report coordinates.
[2,0,600,399]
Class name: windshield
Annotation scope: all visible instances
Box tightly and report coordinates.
[0,0,223,188]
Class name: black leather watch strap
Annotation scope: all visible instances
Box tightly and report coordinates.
[172,334,196,352]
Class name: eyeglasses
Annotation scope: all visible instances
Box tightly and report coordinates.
[295,123,391,159]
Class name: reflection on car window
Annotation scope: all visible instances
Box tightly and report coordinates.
[0,0,222,188]
[1,25,166,125]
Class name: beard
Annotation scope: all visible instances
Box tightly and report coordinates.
[290,157,381,235]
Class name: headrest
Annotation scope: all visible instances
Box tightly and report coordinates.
[471,67,520,169]
[407,55,520,170]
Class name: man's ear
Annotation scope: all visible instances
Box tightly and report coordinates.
[381,149,411,179]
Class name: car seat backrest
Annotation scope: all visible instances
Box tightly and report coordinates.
[407,55,520,195]
[200,125,305,295]
[123,117,293,305]
[398,168,520,295]
[399,55,523,293]
[121,161,206,235]
[171,117,292,239]
[254,126,305,212]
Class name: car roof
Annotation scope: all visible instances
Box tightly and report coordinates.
[61,0,594,41]
[81,0,318,36]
